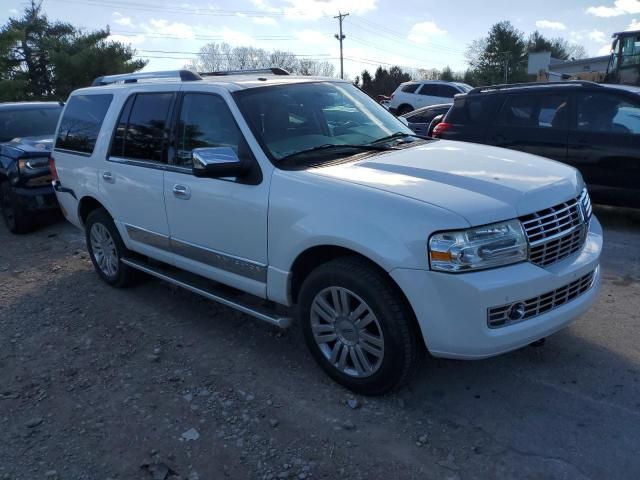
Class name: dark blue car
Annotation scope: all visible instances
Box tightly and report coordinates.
[0,102,63,233]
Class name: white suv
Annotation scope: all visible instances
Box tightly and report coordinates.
[389,80,472,115]
[51,69,602,395]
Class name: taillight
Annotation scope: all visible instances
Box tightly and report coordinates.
[432,122,452,138]
[49,156,59,182]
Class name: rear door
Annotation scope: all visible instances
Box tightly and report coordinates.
[415,84,441,108]
[567,91,640,206]
[101,89,176,265]
[486,93,569,161]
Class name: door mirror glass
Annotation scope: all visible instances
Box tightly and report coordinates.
[192,147,247,178]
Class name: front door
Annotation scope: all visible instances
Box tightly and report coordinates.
[163,90,270,298]
[101,90,176,265]
[567,91,640,206]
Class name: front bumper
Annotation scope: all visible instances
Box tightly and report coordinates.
[390,216,603,359]
[13,184,59,212]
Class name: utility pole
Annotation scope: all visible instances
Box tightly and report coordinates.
[334,12,349,79]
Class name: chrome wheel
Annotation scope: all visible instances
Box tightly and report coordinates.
[90,223,119,277]
[310,287,384,378]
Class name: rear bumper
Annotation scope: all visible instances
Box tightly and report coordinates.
[13,185,58,212]
[390,217,603,359]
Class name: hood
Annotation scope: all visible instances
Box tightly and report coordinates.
[309,140,583,226]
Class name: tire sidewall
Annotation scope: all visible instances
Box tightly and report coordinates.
[85,209,128,287]
[299,263,412,395]
[0,181,30,234]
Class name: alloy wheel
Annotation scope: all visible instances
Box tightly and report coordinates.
[90,223,119,277]
[310,286,384,378]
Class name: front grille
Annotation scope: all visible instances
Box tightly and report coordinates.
[520,189,591,268]
[487,269,596,328]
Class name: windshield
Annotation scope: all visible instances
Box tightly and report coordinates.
[233,82,415,163]
[0,106,62,143]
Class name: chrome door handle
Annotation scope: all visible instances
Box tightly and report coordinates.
[102,172,115,184]
[172,184,191,199]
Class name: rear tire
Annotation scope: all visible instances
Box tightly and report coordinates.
[85,208,135,288]
[0,181,33,234]
[298,257,419,395]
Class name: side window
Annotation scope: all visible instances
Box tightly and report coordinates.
[175,93,247,168]
[447,96,490,125]
[418,84,438,96]
[496,94,569,129]
[577,93,640,134]
[56,94,113,155]
[120,93,174,162]
[401,84,419,94]
[109,95,134,158]
[435,85,458,98]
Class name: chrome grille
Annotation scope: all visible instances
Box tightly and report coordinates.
[520,189,591,267]
[487,270,596,328]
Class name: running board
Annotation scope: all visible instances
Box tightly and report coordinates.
[121,257,292,329]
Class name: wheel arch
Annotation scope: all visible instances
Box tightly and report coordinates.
[77,195,112,227]
[288,245,425,347]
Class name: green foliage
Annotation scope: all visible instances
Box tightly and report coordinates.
[466,21,529,86]
[527,31,588,61]
[0,1,145,101]
[354,66,411,96]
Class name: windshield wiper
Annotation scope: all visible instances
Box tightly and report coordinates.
[368,132,415,144]
[278,143,397,163]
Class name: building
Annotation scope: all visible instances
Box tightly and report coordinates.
[528,51,611,81]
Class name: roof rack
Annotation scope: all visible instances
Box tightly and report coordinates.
[468,80,601,94]
[199,68,290,77]
[91,70,202,86]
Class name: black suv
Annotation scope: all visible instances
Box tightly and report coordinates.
[433,82,640,208]
[0,102,63,233]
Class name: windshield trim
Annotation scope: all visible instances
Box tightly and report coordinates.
[232,81,412,169]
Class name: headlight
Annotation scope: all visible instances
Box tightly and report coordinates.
[429,219,528,272]
[18,157,50,172]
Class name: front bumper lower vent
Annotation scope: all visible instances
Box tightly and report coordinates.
[487,269,596,328]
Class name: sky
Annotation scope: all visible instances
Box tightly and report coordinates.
[3,0,640,79]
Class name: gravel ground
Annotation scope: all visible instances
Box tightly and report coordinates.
[1,206,639,480]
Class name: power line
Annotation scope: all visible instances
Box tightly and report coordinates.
[136,49,332,57]
[47,0,326,18]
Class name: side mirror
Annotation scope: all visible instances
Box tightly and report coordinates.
[192,147,248,178]
[398,116,409,127]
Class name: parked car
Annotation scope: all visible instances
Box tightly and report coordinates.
[52,69,601,395]
[388,81,471,115]
[0,102,63,233]
[433,81,640,208]
[402,103,451,136]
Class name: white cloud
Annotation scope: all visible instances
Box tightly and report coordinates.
[587,0,640,17]
[112,12,134,27]
[252,0,377,20]
[628,18,640,28]
[143,19,195,39]
[253,16,278,26]
[598,43,613,55]
[9,8,18,14]
[589,30,606,42]
[536,20,567,30]
[407,21,447,44]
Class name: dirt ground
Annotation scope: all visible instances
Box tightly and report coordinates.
[1,206,639,480]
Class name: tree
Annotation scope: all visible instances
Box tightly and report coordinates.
[527,31,588,61]
[0,1,145,101]
[439,66,455,82]
[466,21,528,86]
[188,42,335,77]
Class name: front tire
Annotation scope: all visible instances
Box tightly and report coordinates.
[85,208,135,287]
[298,257,419,395]
[0,181,33,234]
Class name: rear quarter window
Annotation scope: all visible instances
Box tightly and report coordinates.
[56,94,113,155]
[401,84,419,94]
[446,96,492,125]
